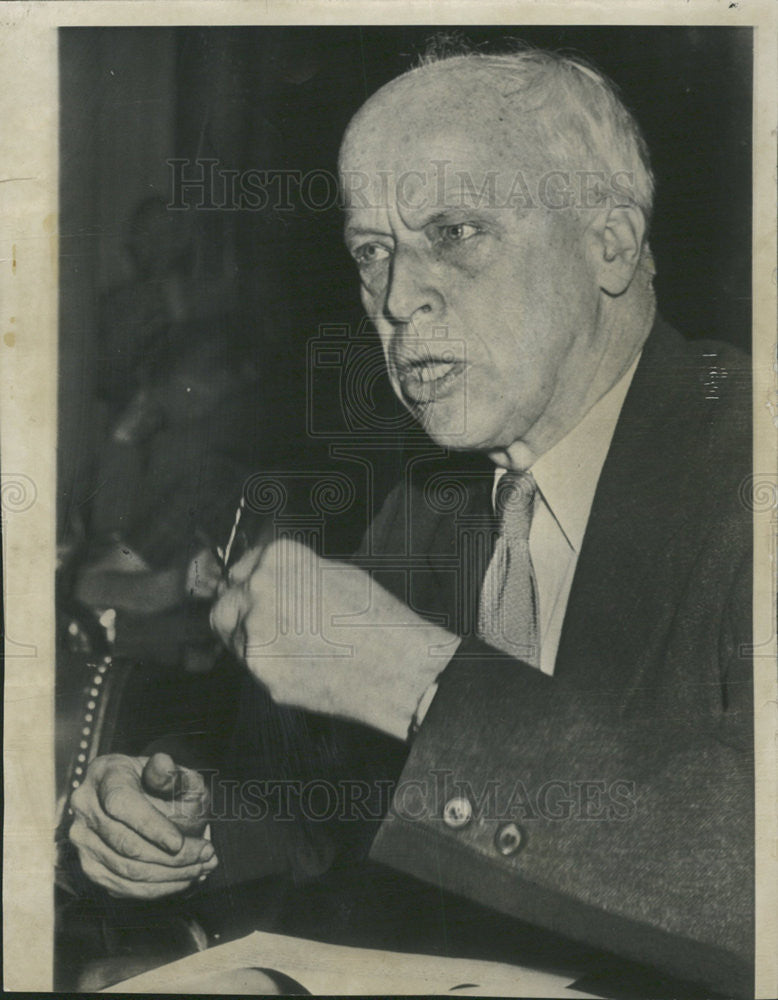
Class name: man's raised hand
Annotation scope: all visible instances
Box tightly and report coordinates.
[209,537,456,740]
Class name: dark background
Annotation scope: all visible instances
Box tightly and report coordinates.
[59,26,753,547]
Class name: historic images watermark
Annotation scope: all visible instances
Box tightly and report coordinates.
[192,771,638,824]
[167,158,639,213]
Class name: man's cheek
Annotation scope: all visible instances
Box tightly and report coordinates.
[360,274,388,307]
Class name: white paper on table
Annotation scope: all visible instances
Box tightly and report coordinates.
[104,929,600,996]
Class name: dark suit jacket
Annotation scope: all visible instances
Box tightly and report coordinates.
[211,317,753,996]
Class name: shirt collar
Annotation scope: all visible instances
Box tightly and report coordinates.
[493,353,641,553]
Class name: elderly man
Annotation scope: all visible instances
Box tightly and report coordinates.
[68,49,753,995]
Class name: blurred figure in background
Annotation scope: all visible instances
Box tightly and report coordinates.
[75,324,259,668]
[96,196,231,419]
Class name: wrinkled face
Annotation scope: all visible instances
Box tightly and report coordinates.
[339,69,604,460]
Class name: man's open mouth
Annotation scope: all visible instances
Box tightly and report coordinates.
[396,357,466,404]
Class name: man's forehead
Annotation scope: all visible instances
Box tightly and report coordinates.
[343,67,508,149]
[342,131,490,182]
[340,134,537,231]
[340,120,531,224]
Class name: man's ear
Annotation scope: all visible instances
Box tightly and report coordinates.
[589,202,647,295]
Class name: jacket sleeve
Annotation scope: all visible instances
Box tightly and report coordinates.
[369,550,754,998]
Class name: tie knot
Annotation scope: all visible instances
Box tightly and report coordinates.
[495,471,537,536]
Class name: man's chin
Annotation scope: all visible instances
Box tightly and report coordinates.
[414,415,495,452]
[399,392,503,452]
[410,406,461,445]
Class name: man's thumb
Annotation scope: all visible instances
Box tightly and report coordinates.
[142,752,204,801]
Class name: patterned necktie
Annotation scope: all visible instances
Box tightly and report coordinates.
[477,471,540,666]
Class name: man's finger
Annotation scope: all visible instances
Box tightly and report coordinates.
[78,848,195,900]
[210,585,248,646]
[75,809,211,867]
[226,543,267,586]
[98,770,185,854]
[72,820,217,884]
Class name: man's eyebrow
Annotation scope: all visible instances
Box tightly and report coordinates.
[420,210,465,225]
[413,208,495,229]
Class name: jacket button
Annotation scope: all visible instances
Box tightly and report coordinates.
[443,796,472,829]
[495,822,524,856]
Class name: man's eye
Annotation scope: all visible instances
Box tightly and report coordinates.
[438,223,479,243]
[353,243,391,265]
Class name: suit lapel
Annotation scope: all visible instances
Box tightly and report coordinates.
[552,318,711,700]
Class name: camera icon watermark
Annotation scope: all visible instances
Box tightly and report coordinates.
[306,319,468,443]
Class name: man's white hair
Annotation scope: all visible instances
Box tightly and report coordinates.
[408,42,655,226]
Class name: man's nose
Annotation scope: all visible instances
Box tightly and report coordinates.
[384,246,442,327]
